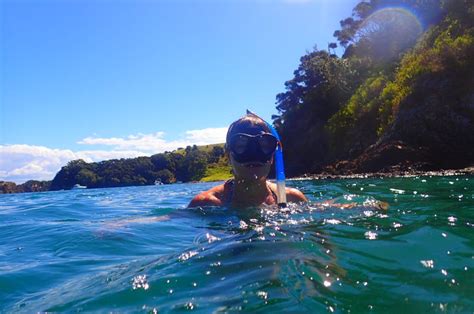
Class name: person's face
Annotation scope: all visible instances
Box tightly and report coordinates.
[230,153,273,181]
[227,126,276,181]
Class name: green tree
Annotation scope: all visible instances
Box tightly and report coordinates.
[273,50,358,175]
[50,159,89,190]
[76,168,98,187]
[176,150,209,182]
[151,153,177,172]
[156,169,175,184]
[208,146,225,163]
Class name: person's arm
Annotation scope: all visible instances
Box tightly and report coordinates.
[188,193,217,208]
[187,185,225,208]
[286,187,308,203]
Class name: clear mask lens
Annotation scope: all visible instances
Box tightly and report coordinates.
[229,133,277,163]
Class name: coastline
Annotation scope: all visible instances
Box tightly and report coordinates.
[3,167,473,195]
[291,166,474,181]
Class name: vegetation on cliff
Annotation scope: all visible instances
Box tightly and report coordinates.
[273,0,474,176]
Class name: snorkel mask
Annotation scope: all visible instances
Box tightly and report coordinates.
[228,133,278,164]
[244,110,287,207]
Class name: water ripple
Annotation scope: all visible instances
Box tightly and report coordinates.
[1,177,473,312]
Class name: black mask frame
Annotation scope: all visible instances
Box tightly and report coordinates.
[228,133,278,163]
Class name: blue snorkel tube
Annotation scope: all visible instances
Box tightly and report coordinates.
[247,110,287,207]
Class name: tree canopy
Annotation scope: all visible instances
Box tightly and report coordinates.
[50,144,228,190]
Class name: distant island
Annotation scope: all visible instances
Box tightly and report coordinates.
[2,0,473,194]
[0,180,52,194]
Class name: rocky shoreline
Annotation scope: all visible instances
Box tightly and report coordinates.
[293,166,474,181]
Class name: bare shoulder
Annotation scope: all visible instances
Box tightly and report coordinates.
[268,182,308,203]
[187,184,226,208]
[286,186,308,202]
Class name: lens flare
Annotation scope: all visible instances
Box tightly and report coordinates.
[355,7,423,61]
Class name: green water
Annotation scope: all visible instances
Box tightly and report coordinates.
[0,176,473,312]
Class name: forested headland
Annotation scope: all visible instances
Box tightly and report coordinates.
[2,0,473,194]
[49,145,230,191]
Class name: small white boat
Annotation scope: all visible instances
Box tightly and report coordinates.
[72,184,87,189]
[154,179,163,185]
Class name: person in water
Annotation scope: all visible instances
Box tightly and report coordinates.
[188,113,307,208]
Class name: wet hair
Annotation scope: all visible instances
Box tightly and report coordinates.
[225,114,271,148]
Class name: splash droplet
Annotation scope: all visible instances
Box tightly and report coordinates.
[132,275,149,290]
[179,250,198,261]
[206,233,220,243]
[390,188,405,194]
[364,231,378,240]
[257,291,268,300]
[420,260,434,268]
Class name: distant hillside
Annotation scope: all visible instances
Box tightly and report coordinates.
[0,180,51,194]
[49,144,231,191]
[0,144,232,194]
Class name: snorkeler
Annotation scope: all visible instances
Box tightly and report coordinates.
[188,112,307,208]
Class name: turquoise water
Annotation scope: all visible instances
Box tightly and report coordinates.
[1,176,473,313]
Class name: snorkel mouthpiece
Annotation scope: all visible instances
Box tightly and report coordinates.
[246,110,287,207]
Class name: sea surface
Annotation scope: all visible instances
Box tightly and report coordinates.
[1,176,473,313]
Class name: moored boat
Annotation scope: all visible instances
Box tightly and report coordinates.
[72,184,87,189]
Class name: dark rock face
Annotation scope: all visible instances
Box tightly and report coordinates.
[325,141,434,174]
[0,181,20,194]
[21,180,52,193]
[385,87,474,168]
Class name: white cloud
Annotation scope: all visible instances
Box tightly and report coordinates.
[0,144,147,183]
[0,144,79,183]
[77,128,227,152]
[75,150,148,161]
[0,127,227,184]
[78,132,169,151]
[184,128,228,146]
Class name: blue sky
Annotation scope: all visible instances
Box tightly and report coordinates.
[1,0,359,182]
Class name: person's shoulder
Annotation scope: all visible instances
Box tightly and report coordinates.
[267,181,308,203]
[285,186,308,202]
[187,184,226,208]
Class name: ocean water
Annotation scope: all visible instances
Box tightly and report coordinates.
[1,176,473,313]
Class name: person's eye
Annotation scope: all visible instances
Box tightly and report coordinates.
[259,137,276,154]
[233,137,248,154]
